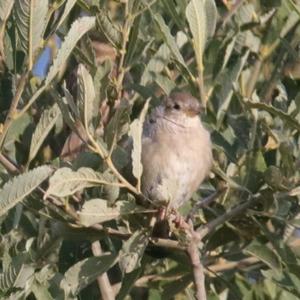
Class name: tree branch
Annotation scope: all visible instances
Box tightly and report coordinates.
[91,241,115,300]
[196,196,257,240]
[187,237,207,300]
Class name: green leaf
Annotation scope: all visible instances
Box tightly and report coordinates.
[78,199,139,227]
[119,229,150,274]
[153,14,186,67]
[289,187,300,196]
[64,254,118,296]
[162,274,192,298]
[116,268,143,300]
[4,112,32,148]
[0,256,35,293]
[125,15,141,67]
[28,103,61,164]
[162,0,185,29]
[56,0,77,29]
[14,0,48,69]
[286,0,300,20]
[244,240,281,272]
[155,74,176,95]
[102,169,120,204]
[0,0,14,23]
[62,82,80,119]
[77,64,96,134]
[186,0,207,71]
[141,43,170,85]
[245,101,300,132]
[0,260,23,292]
[51,87,77,133]
[0,166,53,217]
[96,11,121,48]
[73,36,97,71]
[129,98,150,192]
[204,0,218,39]
[45,167,117,198]
[45,16,96,85]
[105,101,130,149]
[216,50,250,128]
[31,281,55,300]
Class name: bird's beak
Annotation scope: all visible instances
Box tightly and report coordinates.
[186,110,200,117]
[187,102,203,116]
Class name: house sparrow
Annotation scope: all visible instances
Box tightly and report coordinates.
[141,92,212,210]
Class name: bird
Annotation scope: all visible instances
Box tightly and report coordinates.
[141,92,213,211]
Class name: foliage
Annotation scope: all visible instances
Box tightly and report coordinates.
[0,0,300,299]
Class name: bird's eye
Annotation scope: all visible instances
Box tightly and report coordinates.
[173,103,180,110]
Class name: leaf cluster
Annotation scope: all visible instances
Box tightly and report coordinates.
[0,0,300,299]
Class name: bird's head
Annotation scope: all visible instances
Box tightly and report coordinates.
[164,92,203,119]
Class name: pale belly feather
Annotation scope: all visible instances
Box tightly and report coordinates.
[141,126,212,208]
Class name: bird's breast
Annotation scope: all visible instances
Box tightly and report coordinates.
[141,121,212,208]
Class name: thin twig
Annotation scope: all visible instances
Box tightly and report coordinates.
[196,196,257,240]
[206,256,259,274]
[187,188,226,221]
[135,274,184,287]
[91,241,115,300]
[149,237,185,250]
[88,137,138,194]
[133,0,158,18]
[187,237,207,300]
[197,71,207,109]
[0,153,19,174]
[174,215,207,300]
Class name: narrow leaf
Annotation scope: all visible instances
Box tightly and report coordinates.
[0,0,14,60]
[155,74,176,95]
[77,64,96,133]
[45,16,96,85]
[162,0,185,29]
[78,199,140,227]
[116,268,143,300]
[0,166,53,217]
[28,103,61,163]
[217,50,249,128]
[244,240,281,272]
[0,0,14,23]
[51,88,77,133]
[153,14,186,66]
[45,167,116,198]
[245,101,300,132]
[96,11,121,48]
[141,43,170,85]
[0,261,23,292]
[289,187,300,196]
[186,0,206,70]
[56,0,77,29]
[119,229,150,274]
[129,99,150,192]
[204,0,218,39]
[14,0,48,69]
[0,261,34,292]
[64,254,118,296]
